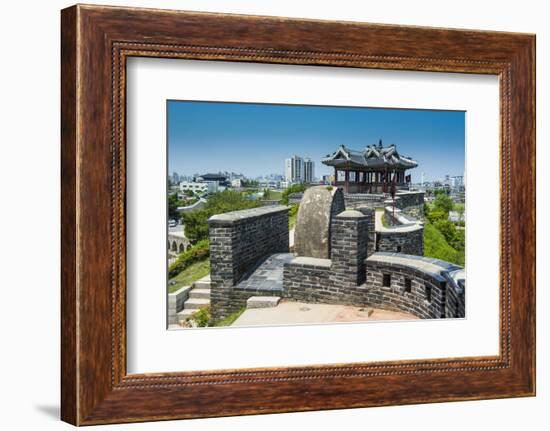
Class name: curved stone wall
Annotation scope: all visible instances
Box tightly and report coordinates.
[364,253,464,319]
[283,251,464,319]
[376,225,424,255]
[374,206,424,256]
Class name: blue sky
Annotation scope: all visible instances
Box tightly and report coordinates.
[167,100,465,182]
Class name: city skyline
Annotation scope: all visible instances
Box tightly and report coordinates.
[168,100,465,182]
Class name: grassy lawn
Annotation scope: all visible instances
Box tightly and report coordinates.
[168,258,210,293]
[267,190,283,200]
[213,307,246,327]
[423,223,464,266]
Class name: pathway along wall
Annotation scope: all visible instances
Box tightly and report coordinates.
[208,205,289,320]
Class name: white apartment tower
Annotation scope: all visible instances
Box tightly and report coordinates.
[285,155,304,183]
[303,158,315,183]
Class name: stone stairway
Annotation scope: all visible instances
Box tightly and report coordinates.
[177,276,211,323]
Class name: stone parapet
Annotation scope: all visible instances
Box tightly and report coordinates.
[208,205,289,320]
[365,253,465,318]
[395,190,425,219]
[374,206,424,256]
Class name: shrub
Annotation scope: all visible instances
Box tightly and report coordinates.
[427,209,447,224]
[424,223,464,267]
[190,306,211,327]
[168,239,210,278]
[433,219,458,243]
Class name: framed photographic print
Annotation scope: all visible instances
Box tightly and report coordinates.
[61,4,536,425]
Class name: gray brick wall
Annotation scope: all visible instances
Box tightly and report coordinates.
[356,207,376,258]
[376,227,424,256]
[365,261,445,318]
[330,210,370,287]
[395,191,425,219]
[283,250,465,320]
[344,193,386,210]
[208,205,289,320]
[364,256,465,319]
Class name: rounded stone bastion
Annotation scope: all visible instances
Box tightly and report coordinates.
[293,186,345,259]
[365,252,465,319]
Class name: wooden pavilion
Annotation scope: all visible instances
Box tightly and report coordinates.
[322,140,418,194]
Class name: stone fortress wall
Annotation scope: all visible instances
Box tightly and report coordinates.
[394,191,425,219]
[208,186,464,321]
[375,205,424,256]
[208,206,289,320]
[289,190,424,217]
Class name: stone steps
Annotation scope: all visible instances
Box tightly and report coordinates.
[188,288,210,299]
[177,309,198,319]
[193,279,211,289]
[183,298,210,310]
[176,276,212,325]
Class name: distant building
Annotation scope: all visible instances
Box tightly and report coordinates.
[450,175,464,189]
[179,181,209,194]
[285,155,304,183]
[303,158,315,183]
[259,180,280,189]
[231,178,242,188]
[171,172,180,185]
[197,173,230,187]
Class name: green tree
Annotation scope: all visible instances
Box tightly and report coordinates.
[427,208,446,224]
[181,210,210,243]
[168,193,181,220]
[281,183,307,205]
[423,223,464,267]
[433,194,454,214]
[433,219,458,244]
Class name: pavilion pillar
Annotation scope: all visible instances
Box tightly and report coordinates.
[334,167,338,186]
[344,169,349,193]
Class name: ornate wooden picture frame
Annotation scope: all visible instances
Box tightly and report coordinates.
[61,4,535,425]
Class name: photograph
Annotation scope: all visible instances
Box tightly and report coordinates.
[166,101,466,329]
